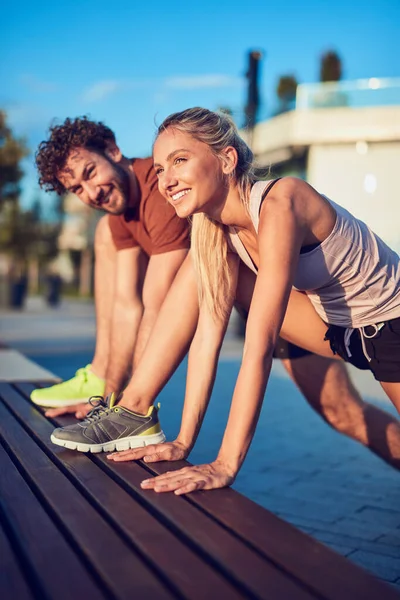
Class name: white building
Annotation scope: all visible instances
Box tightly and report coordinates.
[243,77,400,254]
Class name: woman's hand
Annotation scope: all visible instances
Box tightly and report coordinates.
[140,459,236,495]
[106,440,189,463]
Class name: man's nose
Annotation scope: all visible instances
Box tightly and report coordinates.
[82,181,99,203]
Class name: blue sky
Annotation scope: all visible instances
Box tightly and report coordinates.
[2,0,399,209]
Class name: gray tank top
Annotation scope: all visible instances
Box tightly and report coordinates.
[228,180,400,328]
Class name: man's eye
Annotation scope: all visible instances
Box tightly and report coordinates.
[88,167,95,177]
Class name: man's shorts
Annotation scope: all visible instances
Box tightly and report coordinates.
[324,317,400,383]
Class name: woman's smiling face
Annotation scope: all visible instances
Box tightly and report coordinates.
[153,128,227,219]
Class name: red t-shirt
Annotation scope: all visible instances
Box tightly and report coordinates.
[109,157,190,256]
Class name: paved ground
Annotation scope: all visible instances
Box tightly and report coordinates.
[1,295,400,589]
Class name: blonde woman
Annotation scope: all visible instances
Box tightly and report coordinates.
[115,107,400,494]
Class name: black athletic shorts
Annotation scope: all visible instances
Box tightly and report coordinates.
[324,317,400,383]
[273,338,312,360]
[235,306,312,360]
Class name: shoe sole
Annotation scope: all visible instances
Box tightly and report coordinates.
[50,431,166,453]
[31,397,94,408]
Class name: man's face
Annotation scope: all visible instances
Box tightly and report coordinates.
[58,147,130,215]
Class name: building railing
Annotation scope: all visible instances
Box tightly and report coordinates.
[296,77,400,110]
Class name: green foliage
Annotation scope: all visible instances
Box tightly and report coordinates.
[276,75,298,113]
[320,51,342,82]
[0,111,63,270]
[0,111,29,208]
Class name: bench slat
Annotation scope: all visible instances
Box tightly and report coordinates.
[145,453,400,600]
[0,444,106,600]
[9,383,245,600]
[0,512,36,600]
[14,382,317,600]
[0,387,173,600]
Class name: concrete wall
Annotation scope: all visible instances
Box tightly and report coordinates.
[248,105,400,254]
[308,141,400,254]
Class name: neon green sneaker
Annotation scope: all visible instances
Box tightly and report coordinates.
[30,364,105,408]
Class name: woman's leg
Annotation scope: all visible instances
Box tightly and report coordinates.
[236,263,400,468]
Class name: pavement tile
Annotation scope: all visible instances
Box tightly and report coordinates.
[348,549,400,582]
[328,516,398,541]
[321,541,356,557]
[259,494,350,523]
[352,506,400,528]
[311,530,400,559]
[377,534,400,547]
[274,480,369,512]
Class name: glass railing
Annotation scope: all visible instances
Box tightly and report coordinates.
[296,77,400,110]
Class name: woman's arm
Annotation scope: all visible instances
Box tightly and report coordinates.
[175,252,240,453]
[108,251,239,464]
[142,184,307,493]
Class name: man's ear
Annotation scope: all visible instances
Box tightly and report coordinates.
[104,141,123,162]
[221,146,238,175]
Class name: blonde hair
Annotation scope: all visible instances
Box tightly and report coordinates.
[156,107,264,320]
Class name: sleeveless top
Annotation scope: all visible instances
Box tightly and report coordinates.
[227,180,400,328]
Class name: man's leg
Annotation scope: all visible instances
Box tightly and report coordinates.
[32,216,116,409]
[282,352,400,469]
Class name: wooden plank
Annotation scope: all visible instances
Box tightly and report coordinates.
[25,381,399,598]
[146,460,400,600]
[0,443,106,600]
[13,382,317,600]
[0,388,173,600]
[9,384,244,600]
[0,518,35,600]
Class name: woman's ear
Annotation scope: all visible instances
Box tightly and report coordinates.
[104,141,123,162]
[221,146,238,175]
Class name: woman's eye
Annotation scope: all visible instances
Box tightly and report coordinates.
[155,168,163,176]
[174,157,186,165]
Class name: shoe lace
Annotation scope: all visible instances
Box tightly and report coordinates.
[83,395,112,423]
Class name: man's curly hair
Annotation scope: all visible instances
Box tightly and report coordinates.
[35,116,116,195]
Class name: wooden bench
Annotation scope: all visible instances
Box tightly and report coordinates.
[1,379,399,600]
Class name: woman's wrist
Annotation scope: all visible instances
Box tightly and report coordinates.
[214,454,241,480]
[175,434,194,453]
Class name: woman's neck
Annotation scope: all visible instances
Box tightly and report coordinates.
[206,185,253,230]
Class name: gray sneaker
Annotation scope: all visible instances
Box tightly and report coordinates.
[50,394,166,453]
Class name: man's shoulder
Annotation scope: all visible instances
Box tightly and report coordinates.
[132,156,157,189]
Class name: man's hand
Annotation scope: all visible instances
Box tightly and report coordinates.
[139,459,235,495]
[107,440,189,463]
[45,403,91,419]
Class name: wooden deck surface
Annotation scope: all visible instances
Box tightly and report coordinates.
[0,380,398,600]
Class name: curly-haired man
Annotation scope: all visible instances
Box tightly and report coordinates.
[32,117,400,467]
[31,117,190,445]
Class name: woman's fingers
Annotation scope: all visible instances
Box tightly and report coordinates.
[140,464,225,494]
[107,444,161,461]
[107,442,187,462]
